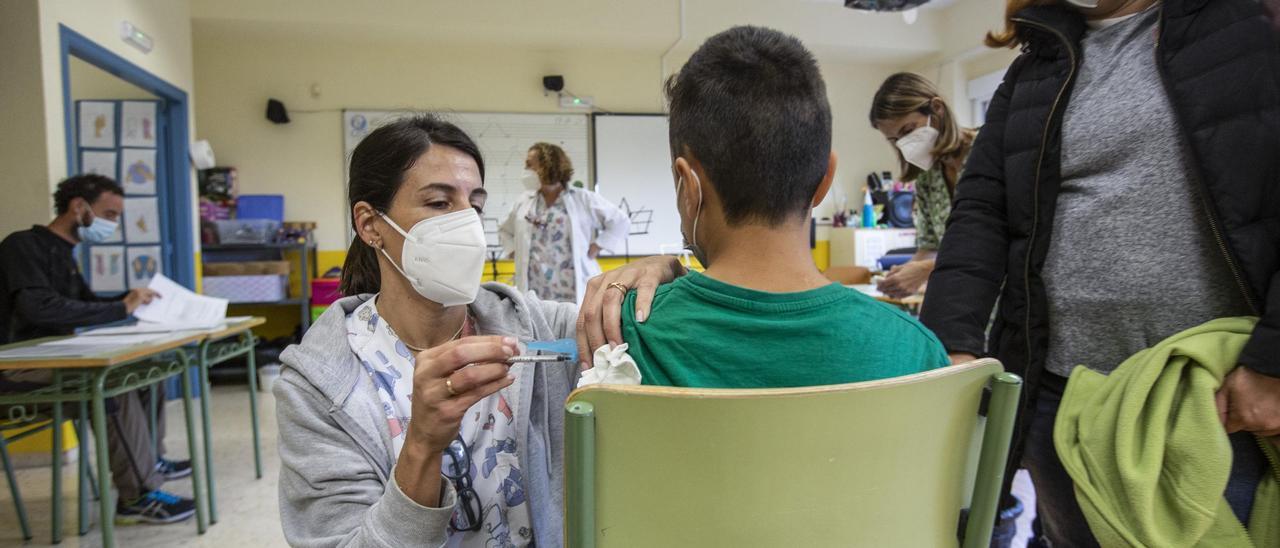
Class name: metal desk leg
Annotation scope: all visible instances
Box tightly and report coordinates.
[180,353,208,534]
[245,332,262,479]
[198,340,218,523]
[91,370,115,548]
[77,401,90,536]
[51,371,63,543]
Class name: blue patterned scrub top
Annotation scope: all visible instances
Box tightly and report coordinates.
[525,194,576,302]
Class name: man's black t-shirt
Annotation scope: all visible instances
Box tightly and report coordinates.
[0,226,126,344]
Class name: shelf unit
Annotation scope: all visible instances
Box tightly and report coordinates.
[201,236,316,334]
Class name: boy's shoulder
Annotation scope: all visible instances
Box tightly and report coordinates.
[620,275,691,325]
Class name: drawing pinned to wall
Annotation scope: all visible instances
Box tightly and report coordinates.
[127,246,162,288]
[80,150,118,179]
[89,245,126,293]
[347,113,369,141]
[124,197,161,243]
[120,101,157,148]
[78,101,116,148]
[120,148,157,195]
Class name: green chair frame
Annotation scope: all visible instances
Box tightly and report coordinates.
[2,403,100,543]
[564,359,1021,548]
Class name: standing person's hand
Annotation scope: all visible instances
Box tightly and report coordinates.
[876,260,933,299]
[576,256,686,370]
[123,288,161,313]
[588,243,601,260]
[395,336,518,506]
[1216,366,1280,437]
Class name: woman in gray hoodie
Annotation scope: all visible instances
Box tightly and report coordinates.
[274,115,677,547]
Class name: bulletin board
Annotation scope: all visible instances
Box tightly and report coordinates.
[76,99,165,294]
[342,110,591,251]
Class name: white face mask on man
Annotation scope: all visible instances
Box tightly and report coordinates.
[376,208,487,307]
[895,115,940,171]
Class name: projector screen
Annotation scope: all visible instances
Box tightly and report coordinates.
[591,114,683,257]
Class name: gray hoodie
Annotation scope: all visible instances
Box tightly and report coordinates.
[274,283,579,547]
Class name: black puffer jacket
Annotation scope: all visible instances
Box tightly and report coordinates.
[920,0,1280,460]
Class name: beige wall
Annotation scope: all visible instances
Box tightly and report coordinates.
[0,0,54,236]
[70,56,157,102]
[193,24,902,251]
[37,0,196,187]
[0,0,197,243]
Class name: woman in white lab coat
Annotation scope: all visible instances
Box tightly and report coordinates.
[500,142,630,303]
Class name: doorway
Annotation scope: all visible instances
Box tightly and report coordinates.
[59,25,194,289]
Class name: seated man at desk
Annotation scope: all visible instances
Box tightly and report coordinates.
[0,174,195,524]
[616,27,950,388]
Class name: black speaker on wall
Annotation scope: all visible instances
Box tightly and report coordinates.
[266,98,290,124]
[542,75,565,93]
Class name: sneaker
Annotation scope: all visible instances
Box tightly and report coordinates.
[156,458,192,481]
[115,490,196,525]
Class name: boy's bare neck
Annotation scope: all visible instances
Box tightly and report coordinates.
[701,224,830,293]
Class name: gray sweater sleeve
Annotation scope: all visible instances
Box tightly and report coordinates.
[274,370,457,547]
[527,293,581,388]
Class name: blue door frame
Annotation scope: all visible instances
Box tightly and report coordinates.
[59,24,196,289]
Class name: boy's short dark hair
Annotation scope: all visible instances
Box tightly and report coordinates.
[665,25,832,226]
[53,174,124,215]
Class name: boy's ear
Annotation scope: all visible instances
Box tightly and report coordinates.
[811,152,838,207]
[673,156,700,207]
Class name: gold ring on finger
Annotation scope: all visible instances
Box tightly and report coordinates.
[607,282,629,295]
[445,377,458,397]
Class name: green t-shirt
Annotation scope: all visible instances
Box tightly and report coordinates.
[620,271,950,389]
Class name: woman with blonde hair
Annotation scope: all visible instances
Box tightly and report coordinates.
[869,73,976,298]
[501,142,629,303]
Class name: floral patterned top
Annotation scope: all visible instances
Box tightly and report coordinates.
[912,165,956,251]
[525,194,576,302]
[345,297,533,547]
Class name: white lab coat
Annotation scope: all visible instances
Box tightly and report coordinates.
[500,187,630,304]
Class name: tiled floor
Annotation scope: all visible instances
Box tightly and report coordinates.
[0,385,287,547]
[0,384,1039,547]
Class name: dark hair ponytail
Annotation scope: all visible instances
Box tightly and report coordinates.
[339,114,485,296]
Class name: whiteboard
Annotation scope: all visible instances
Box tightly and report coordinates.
[592,114,683,256]
[342,110,591,250]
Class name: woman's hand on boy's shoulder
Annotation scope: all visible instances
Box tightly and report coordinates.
[576,256,687,370]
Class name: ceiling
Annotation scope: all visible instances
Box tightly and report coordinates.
[190,0,971,65]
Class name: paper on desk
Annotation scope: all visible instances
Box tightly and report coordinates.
[133,274,228,328]
[38,333,170,347]
[84,316,254,336]
[0,345,91,359]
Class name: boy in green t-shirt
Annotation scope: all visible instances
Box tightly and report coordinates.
[618,26,949,388]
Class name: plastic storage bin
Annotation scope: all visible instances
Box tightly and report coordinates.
[202,274,288,303]
[214,219,281,244]
[236,194,285,221]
